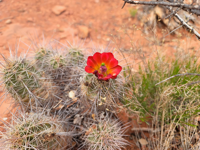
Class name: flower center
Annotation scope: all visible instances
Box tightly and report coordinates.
[99,62,107,74]
[100,65,107,73]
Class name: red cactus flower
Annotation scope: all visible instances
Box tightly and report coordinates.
[85,52,122,81]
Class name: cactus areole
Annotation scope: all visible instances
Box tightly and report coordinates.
[85,52,122,81]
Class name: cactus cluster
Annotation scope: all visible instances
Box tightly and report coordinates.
[0,54,55,109]
[1,111,71,150]
[0,41,128,150]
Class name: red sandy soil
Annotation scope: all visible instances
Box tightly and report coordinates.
[0,0,200,149]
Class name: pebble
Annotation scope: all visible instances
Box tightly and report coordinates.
[27,18,33,22]
[77,25,89,39]
[69,91,75,99]
[5,19,12,24]
[52,5,66,15]
[139,138,148,146]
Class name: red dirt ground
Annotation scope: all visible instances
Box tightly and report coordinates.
[0,0,200,149]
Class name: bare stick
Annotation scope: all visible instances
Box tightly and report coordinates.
[123,0,200,15]
[173,13,200,39]
[122,0,200,39]
[132,127,161,133]
[166,6,200,39]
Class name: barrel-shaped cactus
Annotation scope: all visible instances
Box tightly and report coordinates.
[81,73,124,107]
[68,47,84,65]
[0,112,71,150]
[1,56,51,106]
[83,117,128,150]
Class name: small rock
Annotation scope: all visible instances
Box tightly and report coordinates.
[68,90,77,101]
[139,138,148,146]
[5,19,12,24]
[69,91,75,99]
[77,25,89,39]
[57,27,65,32]
[27,18,33,22]
[52,5,66,15]
[18,9,25,13]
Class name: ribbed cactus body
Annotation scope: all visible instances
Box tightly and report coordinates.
[34,47,85,101]
[2,113,70,150]
[81,73,123,106]
[84,118,128,150]
[68,48,84,65]
[3,59,44,103]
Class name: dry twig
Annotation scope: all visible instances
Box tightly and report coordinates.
[122,0,200,39]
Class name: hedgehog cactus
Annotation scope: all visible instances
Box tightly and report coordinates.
[1,57,50,105]
[35,47,66,70]
[35,47,50,61]
[1,112,71,150]
[81,74,122,106]
[34,46,86,101]
[81,52,123,106]
[49,53,66,69]
[0,42,130,150]
[35,47,52,70]
[68,48,84,65]
[83,117,128,150]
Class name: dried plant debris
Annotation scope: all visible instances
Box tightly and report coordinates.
[137,5,198,34]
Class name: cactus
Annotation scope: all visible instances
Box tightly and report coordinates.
[35,47,67,70]
[81,73,124,107]
[34,46,86,104]
[35,47,51,69]
[0,56,52,106]
[68,47,84,65]
[0,41,130,150]
[83,117,128,150]
[0,112,72,150]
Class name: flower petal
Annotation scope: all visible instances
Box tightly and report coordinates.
[98,74,113,81]
[93,52,102,66]
[85,66,95,73]
[101,53,108,64]
[103,74,113,80]
[108,65,122,76]
[87,56,99,70]
[108,58,118,69]
[111,76,117,79]
[103,53,114,66]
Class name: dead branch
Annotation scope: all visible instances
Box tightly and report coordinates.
[132,127,161,133]
[122,0,200,39]
[166,5,200,39]
[122,0,200,15]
